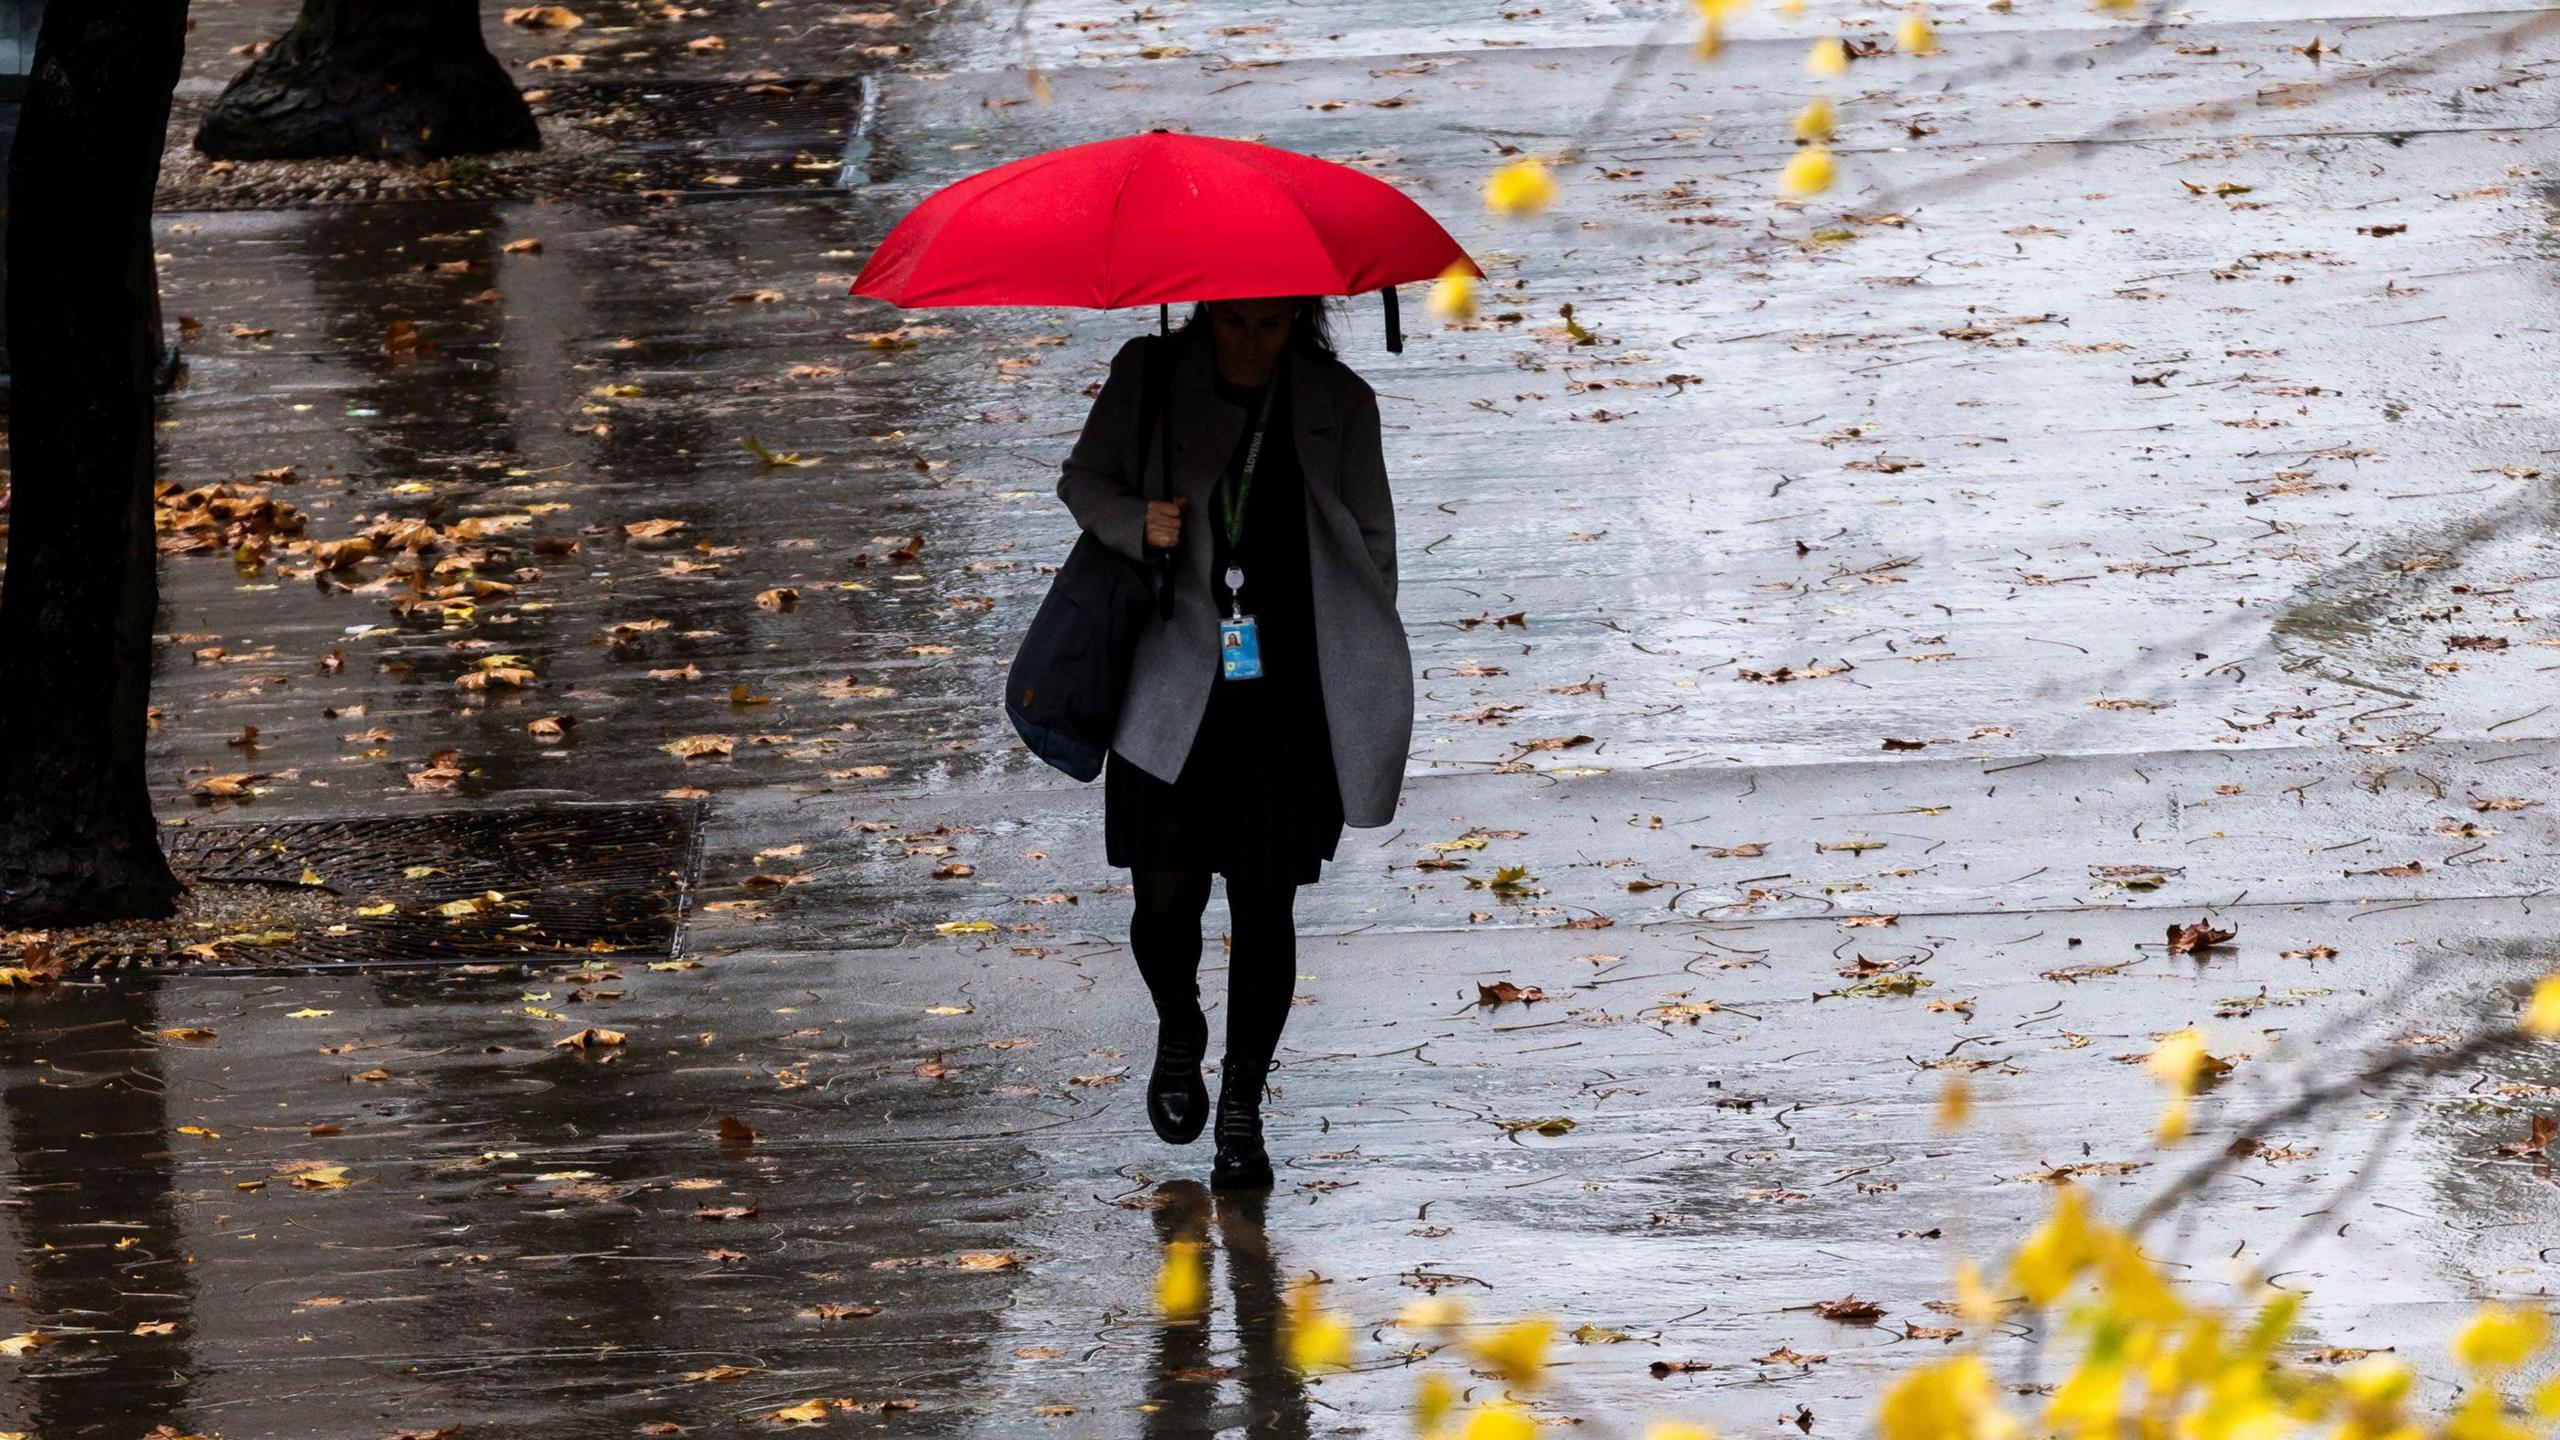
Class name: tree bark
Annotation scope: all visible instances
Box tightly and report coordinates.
[195,0,539,163]
[0,2,189,925]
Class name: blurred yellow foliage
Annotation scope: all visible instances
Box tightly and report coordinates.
[1780,147,1837,198]
[1485,159,1558,215]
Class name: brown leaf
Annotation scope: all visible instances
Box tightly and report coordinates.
[503,5,583,28]
[2496,1114,2556,1157]
[2167,918,2236,955]
[1814,1295,1885,1322]
[552,1027,625,1050]
[803,1303,882,1321]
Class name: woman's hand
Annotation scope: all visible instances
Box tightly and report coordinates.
[1144,497,1186,550]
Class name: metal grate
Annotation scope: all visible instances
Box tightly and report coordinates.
[59,801,702,974]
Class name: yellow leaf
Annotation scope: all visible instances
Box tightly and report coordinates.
[1400,1296,1469,1329]
[1877,1355,2004,1440]
[1693,15,1724,58]
[287,1164,352,1190]
[1461,1403,1539,1440]
[742,435,818,468]
[1469,1318,1555,1385]
[2531,1370,2560,1419]
[2522,974,2560,1036]
[1780,147,1836,198]
[2455,1303,2550,1373]
[1807,36,1850,76]
[936,920,997,935]
[298,867,325,886]
[1793,96,1836,143]
[2154,1093,2190,1143]
[286,1008,333,1019]
[177,1125,220,1140]
[765,1400,831,1424]
[1485,158,1557,216]
[157,1027,217,1043]
[355,902,398,918]
[1896,10,1939,55]
[2145,1029,2210,1094]
[1953,1262,2005,1325]
[1419,1372,1459,1433]
[0,1331,46,1356]
[2011,1186,2095,1305]
[1427,264,1477,322]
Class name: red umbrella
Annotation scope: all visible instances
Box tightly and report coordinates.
[851,133,1477,347]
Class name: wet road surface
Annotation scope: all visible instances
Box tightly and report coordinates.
[4,0,2560,1433]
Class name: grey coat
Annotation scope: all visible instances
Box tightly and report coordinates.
[1056,329,1413,828]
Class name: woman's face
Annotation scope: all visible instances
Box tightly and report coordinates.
[1207,298,1297,384]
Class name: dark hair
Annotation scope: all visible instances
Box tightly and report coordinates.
[1181,297,1335,356]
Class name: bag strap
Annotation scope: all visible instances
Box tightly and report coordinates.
[1134,333,1178,616]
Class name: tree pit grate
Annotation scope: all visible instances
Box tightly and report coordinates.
[47,801,702,975]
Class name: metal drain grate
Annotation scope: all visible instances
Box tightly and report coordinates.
[58,801,703,974]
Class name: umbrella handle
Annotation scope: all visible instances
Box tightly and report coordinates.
[1382,286,1402,354]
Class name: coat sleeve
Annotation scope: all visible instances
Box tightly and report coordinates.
[1057,337,1153,563]
[1338,379,1397,598]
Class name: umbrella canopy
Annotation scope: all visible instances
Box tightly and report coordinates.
[851,133,1478,311]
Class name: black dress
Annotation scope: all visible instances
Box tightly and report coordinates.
[1105,367,1345,887]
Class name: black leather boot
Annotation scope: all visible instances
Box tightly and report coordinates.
[1210,1059,1274,1191]
[1146,1005,1210,1145]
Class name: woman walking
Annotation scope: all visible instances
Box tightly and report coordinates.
[1057,296,1413,1190]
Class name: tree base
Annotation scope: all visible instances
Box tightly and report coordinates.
[194,11,539,163]
[0,818,180,928]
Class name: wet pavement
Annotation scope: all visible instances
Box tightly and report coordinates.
[3,0,2560,1433]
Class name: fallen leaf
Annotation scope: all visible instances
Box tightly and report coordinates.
[553,1027,626,1049]
[1814,1295,1886,1322]
[2496,1114,2556,1157]
[2167,918,2236,955]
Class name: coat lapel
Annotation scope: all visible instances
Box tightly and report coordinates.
[1289,346,1341,501]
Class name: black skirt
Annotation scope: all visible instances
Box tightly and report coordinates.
[1105,684,1344,887]
[1104,363,1345,887]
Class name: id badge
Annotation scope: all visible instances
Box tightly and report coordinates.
[1219,615,1264,681]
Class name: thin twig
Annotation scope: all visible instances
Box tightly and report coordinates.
[2132,1024,2527,1235]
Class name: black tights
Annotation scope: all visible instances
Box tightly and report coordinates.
[1130,868,1299,1129]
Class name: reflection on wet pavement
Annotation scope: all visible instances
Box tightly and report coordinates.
[1,0,2557,1432]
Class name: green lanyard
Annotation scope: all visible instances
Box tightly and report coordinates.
[1217,371,1281,550]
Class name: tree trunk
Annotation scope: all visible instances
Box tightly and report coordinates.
[195,0,539,163]
[0,1,189,925]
